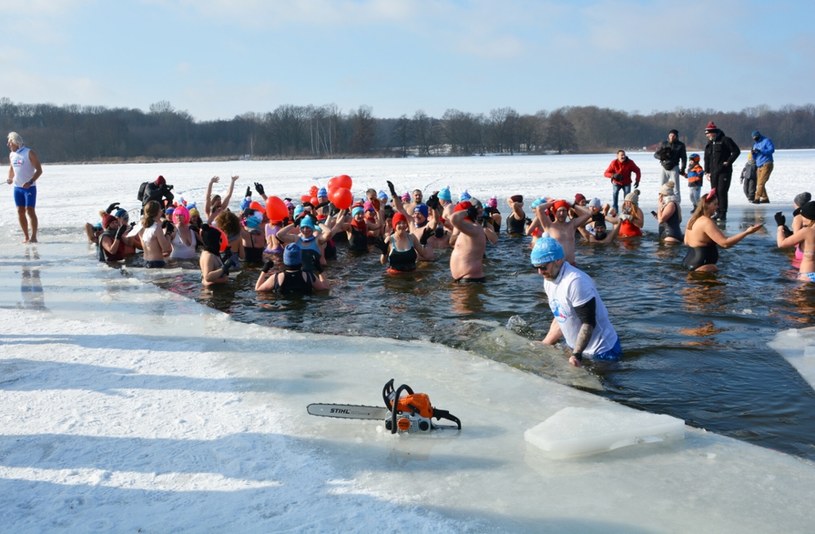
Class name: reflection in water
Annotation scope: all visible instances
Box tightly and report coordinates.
[680,276,727,314]
[20,247,45,310]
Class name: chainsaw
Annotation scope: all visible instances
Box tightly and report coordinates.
[307,379,462,434]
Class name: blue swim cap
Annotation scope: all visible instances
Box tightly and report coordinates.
[293,205,305,219]
[245,214,262,229]
[300,215,317,229]
[351,206,364,217]
[530,236,564,266]
[438,187,452,202]
[114,208,129,221]
[531,197,548,209]
[318,187,328,198]
[378,190,388,200]
[283,243,302,267]
[459,190,471,201]
[413,204,429,218]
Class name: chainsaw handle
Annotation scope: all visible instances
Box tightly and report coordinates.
[433,408,462,430]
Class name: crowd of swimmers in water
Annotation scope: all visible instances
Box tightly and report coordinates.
[86,173,815,294]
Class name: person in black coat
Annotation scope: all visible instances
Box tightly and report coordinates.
[703,121,740,221]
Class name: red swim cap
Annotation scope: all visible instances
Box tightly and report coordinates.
[391,212,408,228]
[553,199,570,212]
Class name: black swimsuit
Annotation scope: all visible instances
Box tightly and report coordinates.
[682,243,718,270]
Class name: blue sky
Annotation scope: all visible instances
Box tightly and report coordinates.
[3,0,813,122]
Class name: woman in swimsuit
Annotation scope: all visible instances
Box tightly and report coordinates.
[777,200,815,282]
[380,212,435,273]
[139,200,172,268]
[682,189,763,272]
[255,243,329,295]
[657,180,683,244]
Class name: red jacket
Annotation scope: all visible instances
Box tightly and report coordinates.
[604,157,642,187]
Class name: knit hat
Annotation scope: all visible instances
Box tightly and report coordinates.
[283,243,302,267]
[589,197,602,210]
[438,187,452,202]
[661,181,675,197]
[625,189,640,205]
[552,199,570,212]
[751,130,761,139]
[413,204,429,218]
[391,212,408,228]
[530,236,564,267]
[574,193,587,205]
[459,190,471,202]
[689,153,700,161]
[793,192,812,208]
[487,197,498,209]
[669,129,679,136]
[114,208,129,221]
[377,190,388,201]
[800,201,815,222]
[300,216,317,229]
[102,214,117,229]
[705,121,718,132]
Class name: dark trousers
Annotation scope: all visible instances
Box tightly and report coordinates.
[710,170,732,215]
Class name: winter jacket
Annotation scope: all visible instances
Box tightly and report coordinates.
[653,139,688,173]
[751,135,775,167]
[704,131,740,177]
[604,157,642,187]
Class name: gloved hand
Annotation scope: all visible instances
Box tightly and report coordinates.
[222,254,239,276]
[420,226,434,245]
[161,220,175,234]
[387,180,398,198]
[115,224,127,239]
[261,259,275,273]
[774,212,786,227]
[106,202,120,214]
[166,184,174,191]
[373,238,388,255]
[254,182,265,196]
[245,186,251,198]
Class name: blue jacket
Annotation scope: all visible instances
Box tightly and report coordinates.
[752,136,775,167]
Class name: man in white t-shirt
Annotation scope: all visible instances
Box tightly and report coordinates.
[532,236,621,367]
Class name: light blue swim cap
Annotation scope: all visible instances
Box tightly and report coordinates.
[351,206,364,217]
[245,214,262,229]
[459,190,471,202]
[438,187,452,202]
[530,236,564,266]
[300,215,316,229]
[293,205,305,218]
[531,197,547,209]
[378,190,388,200]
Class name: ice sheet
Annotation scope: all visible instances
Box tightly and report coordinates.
[525,406,685,459]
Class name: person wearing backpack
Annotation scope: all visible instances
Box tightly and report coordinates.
[140,175,174,209]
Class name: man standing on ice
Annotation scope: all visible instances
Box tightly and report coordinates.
[7,132,43,243]
[533,236,621,367]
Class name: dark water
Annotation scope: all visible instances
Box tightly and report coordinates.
[151,208,815,461]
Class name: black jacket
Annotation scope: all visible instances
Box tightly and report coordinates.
[704,131,740,177]
[143,183,174,207]
[654,139,687,173]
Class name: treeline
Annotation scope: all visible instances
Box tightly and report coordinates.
[1,97,814,162]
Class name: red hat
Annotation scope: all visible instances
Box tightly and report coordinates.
[704,121,718,132]
[155,175,166,186]
[102,214,117,229]
[454,200,473,212]
[574,193,586,205]
[553,199,570,212]
[391,212,408,228]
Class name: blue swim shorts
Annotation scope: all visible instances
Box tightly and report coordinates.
[592,337,623,362]
[14,186,36,208]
